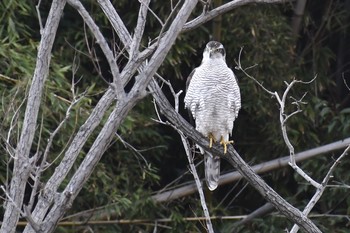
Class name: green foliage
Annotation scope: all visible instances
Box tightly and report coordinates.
[1,0,350,232]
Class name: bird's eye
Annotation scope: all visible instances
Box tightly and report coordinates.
[217,47,225,56]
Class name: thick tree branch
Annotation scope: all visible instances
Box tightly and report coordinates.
[38,97,140,233]
[131,0,198,93]
[154,79,214,232]
[152,137,350,202]
[0,1,67,232]
[149,79,321,233]
[129,0,150,59]
[183,0,292,32]
[23,89,115,233]
[67,0,125,99]
[97,0,132,48]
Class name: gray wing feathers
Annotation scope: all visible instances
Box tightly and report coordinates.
[184,49,241,192]
[204,152,220,191]
[185,69,196,92]
[186,69,196,126]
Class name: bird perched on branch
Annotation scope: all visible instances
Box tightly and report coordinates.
[184,41,241,191]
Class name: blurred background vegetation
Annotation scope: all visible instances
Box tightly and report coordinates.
[1,0,350,232]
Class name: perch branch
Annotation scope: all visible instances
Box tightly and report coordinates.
[153,77,214,233]
[149,79,321,233]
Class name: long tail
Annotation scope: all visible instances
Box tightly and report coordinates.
[204,152,220,191]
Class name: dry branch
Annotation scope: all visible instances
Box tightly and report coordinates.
[24,0,198,232]
[183,0,291,31]
[152,137,350,202]
[0,1,67,232]
[290,145,350,233]
[59,137,350,222]
[149,79,321,233]
[153,79,214,232]
[23,89,115,233]
[2,1,333,233]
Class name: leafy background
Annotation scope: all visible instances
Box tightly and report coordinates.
[1,0,350,232]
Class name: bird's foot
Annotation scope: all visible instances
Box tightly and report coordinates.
[220,137,234,154]
[208,133,216,148]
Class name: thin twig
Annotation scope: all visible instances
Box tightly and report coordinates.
[342,73,350,91]
[237,47,321,188]
[35,0,44,35]
[67,0,125,100]
[149,79,322,232]
[6,90,27,159]
[290,145,350,233]
[235,47,275,96]
[115,133,149,166]
[28,91,85,211]
[130,0,150,59]
[153,77,214,233]
[183,0,288,32]
[139,0,164,26]
[278,80,321,188]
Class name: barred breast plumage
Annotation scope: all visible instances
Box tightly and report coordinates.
[184,41,241,191]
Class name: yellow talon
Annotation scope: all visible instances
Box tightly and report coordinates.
[208,133,216,148]
[220,137,234,154]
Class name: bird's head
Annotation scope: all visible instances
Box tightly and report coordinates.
[202,41,226,62]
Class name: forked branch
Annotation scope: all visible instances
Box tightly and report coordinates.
[149,79,321,233]
[152,77,214,233]
[236,47,320,188]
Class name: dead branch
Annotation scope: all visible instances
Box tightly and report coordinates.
[149,79,321,233]
[0,1,67,232]
[153,78,214,232]
[183,0,291,32]
[290,145,350,233]
[152,137,350,202]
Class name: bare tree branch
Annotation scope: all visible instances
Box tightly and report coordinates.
[149,79,322,233]
[23,1,198,232]
[236,47,321,189]
[279,80,321,189]
[97,0,132,48]
[236,47,350,233]
[38,97,139,233]
[0,1,67,232]
[129,0,150,59]
[66,0,125,100]
[183,0,292,32]
[290,145,350,233]
[60,137,350,222]
[23,89,115,233]
[152,137,350,202]
[27,92,85,211]
[153,78,214,233]
[35,0,44,35]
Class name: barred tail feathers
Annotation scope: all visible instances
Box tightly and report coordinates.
[204,152,220,191]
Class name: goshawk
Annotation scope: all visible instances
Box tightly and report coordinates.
[184,41,241,191]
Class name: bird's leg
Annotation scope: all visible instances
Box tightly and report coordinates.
[208,133,216,148]
[220,136,234,154]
